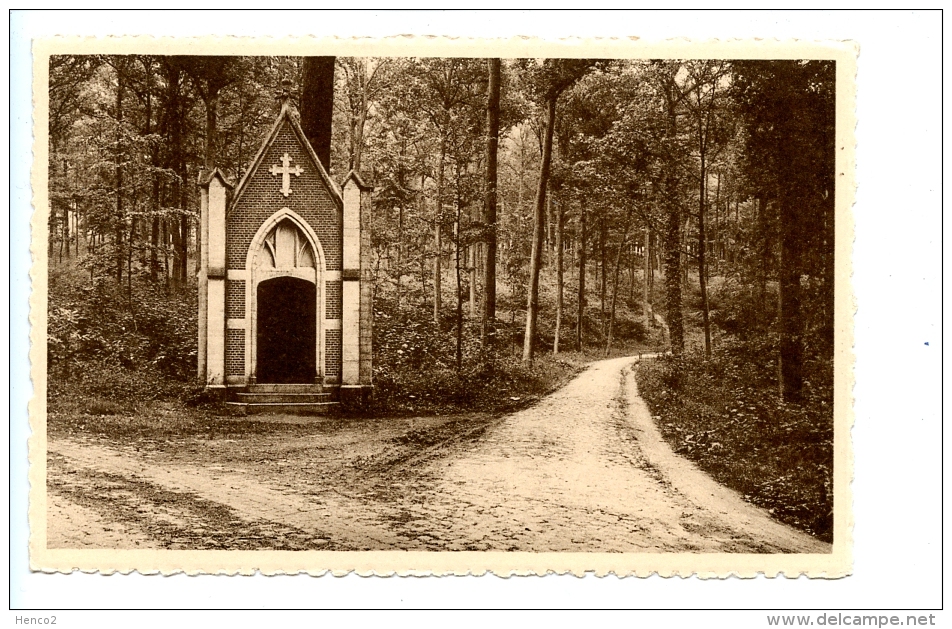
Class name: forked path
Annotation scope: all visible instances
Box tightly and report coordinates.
[47,356,830,553]
[394,356,829,552]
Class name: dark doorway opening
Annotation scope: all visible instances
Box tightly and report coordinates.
[256,277,316,383]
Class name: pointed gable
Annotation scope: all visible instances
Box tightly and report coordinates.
[226,101,343,272]
[232,101,341,208]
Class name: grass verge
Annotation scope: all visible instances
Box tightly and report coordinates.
[636,338,833,542]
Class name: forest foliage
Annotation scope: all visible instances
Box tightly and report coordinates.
[47,55,835,416]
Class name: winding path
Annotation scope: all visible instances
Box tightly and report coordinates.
[47,356,829,553]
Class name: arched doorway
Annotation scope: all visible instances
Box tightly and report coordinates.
[246,211,326,385]
[256,276,316,383]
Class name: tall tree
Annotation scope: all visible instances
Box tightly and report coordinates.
[301,56,336,172]
[684,60,732,359]
[648,60,693,356]
[401,58,485,325]
[336,57,385,175]
[522,59,599,364]
[481,58,501,348]
[732,60,836,402]
[182,56,243,172]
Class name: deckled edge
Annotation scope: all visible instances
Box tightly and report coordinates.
[28,35,858,579]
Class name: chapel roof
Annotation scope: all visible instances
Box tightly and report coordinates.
[230,98,342,210]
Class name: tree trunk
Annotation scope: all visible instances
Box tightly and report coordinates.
[698,152,712,359]
[115,63,124,284]
[758,195,769,323]
[300,56,336,173]
[419,175,428,307]
[661,75,684,355]
[204,90,219,172]
[605,209,633,355]
[433,141,445,325]
[713,171,721,273]
[162,218,170,287]
[455,197,463,373]
[664,199,684,355]
[554,195,564,354]
[127,217,135,297]
[778,192,803,403]
[180,208,189,283]
[599,218,607,329]
[523,95,556,364]
[147,79,160,283]
[481,58,501,349]
[468,244,477,318]
[396,204,404,313]
[576,207,586,351]
[643,227,651,327]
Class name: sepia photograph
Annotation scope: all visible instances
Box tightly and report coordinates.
[30,35,855,577]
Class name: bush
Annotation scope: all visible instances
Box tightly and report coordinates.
[48,269,198,410]
[637,336,834,542]
[371,293,584,415]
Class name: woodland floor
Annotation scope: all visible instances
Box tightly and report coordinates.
[46,356,828,553]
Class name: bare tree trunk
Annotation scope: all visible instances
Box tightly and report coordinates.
[554,195,564,354]
[481,58,501,349]
[162,218,170,288]
[455,197,463,373]
[605,211,633,355]
[396,204,404,313]
[599,218,607,330]
[74,205,81,255]
[433,142,445,325]
[643,227,651,327]
[758,195,769,323]
[468,240,477,318]
[576,207,586,351]
[419,250,427,307]
[778,191,803,402]
[523,96,556,364]
[629,241,636,304]
[180,210,189,283]
[62,200,70,259]
[127,217,135,297]
[698,153,712,359]
[300,56,335,172]
[664,203,684,356]
[115,63,125,284]
[713,171,721,274]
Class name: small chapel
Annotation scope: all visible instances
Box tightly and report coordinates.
[197,91,372,413]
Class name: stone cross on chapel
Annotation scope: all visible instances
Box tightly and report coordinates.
[269,153,304,197]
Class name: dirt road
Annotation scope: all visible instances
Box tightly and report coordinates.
[47,356,829,553]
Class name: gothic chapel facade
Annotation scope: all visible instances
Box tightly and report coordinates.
[198,96,372,412]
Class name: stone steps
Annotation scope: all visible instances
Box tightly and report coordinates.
[244,384,328,394]
[227,384,339,415]
[233,392,333,404]
[226,401,339,416]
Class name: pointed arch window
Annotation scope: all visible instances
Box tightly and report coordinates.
[259,219,315,269]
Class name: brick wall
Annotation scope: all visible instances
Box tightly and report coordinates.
[227,121,341,272]
[325,329,342,377]
[226,280,245,318]
[325,280,342,319]
[224,119,345,381]
[225,329,245,376]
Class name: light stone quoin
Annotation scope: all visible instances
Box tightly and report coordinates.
[197,97,373,412]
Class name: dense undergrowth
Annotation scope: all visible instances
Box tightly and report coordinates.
[636,334,834,542]
[370,284,661,415]
[47,262,201,415]
[47,259,662,417]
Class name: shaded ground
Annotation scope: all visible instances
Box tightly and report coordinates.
[47,357,829,553]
